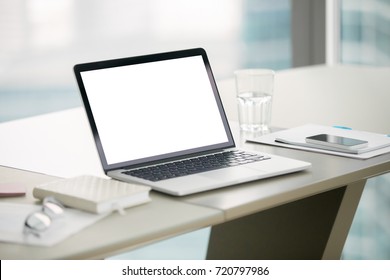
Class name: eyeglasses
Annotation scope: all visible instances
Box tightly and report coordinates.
[24,196,65,237]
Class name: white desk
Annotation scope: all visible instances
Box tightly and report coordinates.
[0,65,389,259]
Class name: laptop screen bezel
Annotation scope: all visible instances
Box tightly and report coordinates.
[73,48,235,172]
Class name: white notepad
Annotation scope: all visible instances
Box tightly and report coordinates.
[33,175,151,214]
[246,124,390,159]
[0,202,107,246]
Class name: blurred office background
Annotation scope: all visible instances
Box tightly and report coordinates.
[0,0,389,259]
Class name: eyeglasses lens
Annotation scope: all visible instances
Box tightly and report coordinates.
[25,212,51,232]
[24,197,64,237]
[43,199,64,218]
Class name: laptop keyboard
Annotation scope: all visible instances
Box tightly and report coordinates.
[122,150,271,182]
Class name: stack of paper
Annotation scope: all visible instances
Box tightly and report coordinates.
[0,202,108,246]
[246,124,390,159]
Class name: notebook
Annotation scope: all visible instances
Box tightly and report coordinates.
[73,48,311,196]
[33,175,151,214]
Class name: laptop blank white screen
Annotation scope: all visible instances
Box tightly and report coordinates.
[80,55,229,165]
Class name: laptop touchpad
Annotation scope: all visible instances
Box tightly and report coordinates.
[201,166,266,181]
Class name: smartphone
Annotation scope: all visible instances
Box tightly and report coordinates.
[305,134,368,150]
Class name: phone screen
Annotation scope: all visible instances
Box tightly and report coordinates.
[306,134,367,147]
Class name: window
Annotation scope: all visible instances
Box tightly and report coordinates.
[0,0,291,121]
[0,0,291,86]
[341,0,390,66]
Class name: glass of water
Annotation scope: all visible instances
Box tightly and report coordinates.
[234,69,275,132]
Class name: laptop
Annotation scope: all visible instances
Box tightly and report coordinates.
[74,48,310,196]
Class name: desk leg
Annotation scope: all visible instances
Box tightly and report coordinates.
[322,180,365,259]
[206,183,364,260]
